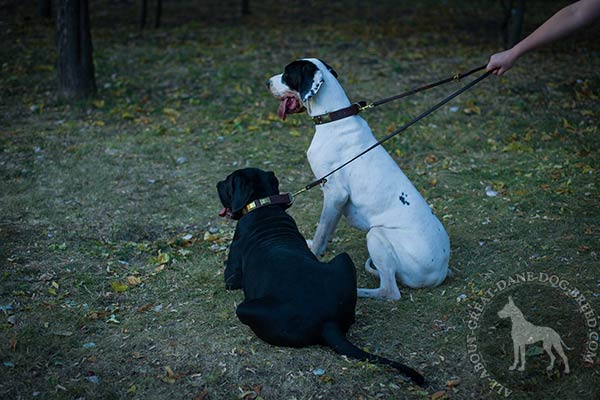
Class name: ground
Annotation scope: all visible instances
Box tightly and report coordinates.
[0,0,598,399]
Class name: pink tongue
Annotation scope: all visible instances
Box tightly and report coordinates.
[277,95,303,120]
[218,207,230,218]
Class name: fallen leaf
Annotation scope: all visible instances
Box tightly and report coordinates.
[155,251,170,265]
[203,232,220,242]
[162,366,176,384]
[431,390,447,399]
[127,276,142,286]
[239,385,262,400]
[137,303,154,313]
[463,102,480,115]
[425,154,437,164]
[194,389,209,400]
[446,378,461,388]
[110,281,128,293]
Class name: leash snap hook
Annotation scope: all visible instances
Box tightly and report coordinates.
[358,101,374,111]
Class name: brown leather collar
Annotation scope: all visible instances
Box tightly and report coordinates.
[312,101,367,125]
[242,193,294,215]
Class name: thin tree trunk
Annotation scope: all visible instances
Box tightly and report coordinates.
[140,0,147,30]
[155,0,162,28]
[241,0,250,16]
[38,0,52,18]
[56,0,97,99]
[502,0,525,48]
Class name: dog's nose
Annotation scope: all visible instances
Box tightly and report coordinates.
[266,79,271,88]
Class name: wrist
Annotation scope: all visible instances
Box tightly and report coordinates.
[507,45,523,63]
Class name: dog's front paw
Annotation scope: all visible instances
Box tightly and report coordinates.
[307,239,326,257]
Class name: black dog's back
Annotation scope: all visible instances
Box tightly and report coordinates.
[217,168,424,385]
[236,249,356,348]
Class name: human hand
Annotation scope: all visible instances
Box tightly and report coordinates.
[486,49,519,76]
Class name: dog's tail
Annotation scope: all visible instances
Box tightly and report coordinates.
[560,338,573,351]
[364,258,380,277]
[321,322,424,386]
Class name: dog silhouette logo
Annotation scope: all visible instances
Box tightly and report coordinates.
[498,296,571,374]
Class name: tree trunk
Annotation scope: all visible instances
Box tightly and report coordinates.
[241,0,250,16]
[140,0,147,30]
[502,0,525,49]
[155,0,162,28]
[56,0,97,99]
[37,0,52,18]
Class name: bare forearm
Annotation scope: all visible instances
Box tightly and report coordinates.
[487,0,600,75]
[512,0,600,58]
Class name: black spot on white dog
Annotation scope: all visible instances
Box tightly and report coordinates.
[399,192,410,206]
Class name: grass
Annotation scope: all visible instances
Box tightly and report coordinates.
[1,0,598,399]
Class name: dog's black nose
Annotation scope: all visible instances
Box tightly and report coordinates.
[266,79,271,88]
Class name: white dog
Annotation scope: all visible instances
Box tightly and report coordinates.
[267,58,450,300]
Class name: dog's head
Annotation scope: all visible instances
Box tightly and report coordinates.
[217,168,282,220]
[267,58,338,120]
[497,296,518,319]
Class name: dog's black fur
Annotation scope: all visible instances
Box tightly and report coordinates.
[216,168,424,385]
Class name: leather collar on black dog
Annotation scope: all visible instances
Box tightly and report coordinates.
[243,193,294,215]
[312,101,369,125]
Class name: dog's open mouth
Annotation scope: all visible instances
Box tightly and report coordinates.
[277,94,305,120]
[219,207,232,218]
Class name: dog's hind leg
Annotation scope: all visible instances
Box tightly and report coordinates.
[236,298,309,347]
[357,229,401,300]
[543,340,556,371]
[552,337,570,374]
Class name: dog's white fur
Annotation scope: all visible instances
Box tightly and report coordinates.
[268,58,450,300]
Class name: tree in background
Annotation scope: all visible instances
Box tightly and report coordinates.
[242,0,250,15]
[502,0,525,48]
[56,0,96,99]
[140,0,162,30]
[37,0,52,18]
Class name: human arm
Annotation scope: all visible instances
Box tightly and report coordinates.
[487,0,600,75]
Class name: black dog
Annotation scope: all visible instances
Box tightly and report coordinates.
[216,168,424,385]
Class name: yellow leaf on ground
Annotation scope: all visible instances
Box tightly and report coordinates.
[110,281,128,293]
[127,276,141,286]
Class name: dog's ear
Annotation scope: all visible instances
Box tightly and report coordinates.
[217,179,231,208]
[230,174,254,218]
[265,171,279,193]
[283,60,324,102]
[318,59,338,78]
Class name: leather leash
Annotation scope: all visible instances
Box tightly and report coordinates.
[312,64,487,125]
[293,67,492,198]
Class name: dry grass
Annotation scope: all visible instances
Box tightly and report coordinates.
[1,1,598,399]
